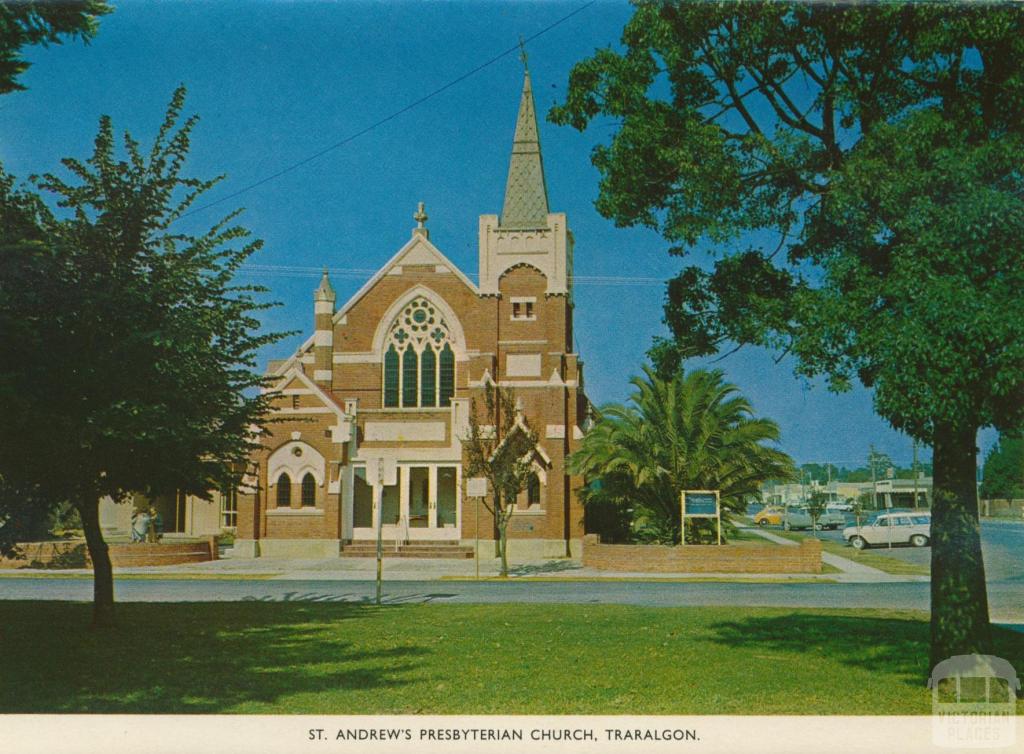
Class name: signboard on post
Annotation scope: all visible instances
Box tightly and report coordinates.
[366,457,398,487]
[465,477,487,580]
[681,489,722,546]
[466,477,487,498]
[366,456,398,606]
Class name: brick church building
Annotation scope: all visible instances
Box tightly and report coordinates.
[234,68,591,560]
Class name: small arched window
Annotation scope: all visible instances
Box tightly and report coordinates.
[527,473,541,508]
[301,473,316,507]
[276,473,291,507]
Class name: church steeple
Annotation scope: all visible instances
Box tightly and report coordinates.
[479,58,571,297]
[500,66,550,229]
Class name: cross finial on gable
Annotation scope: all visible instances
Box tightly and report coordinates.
[412,201,429,238]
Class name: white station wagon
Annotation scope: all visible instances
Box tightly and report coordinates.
[843,512,931,549]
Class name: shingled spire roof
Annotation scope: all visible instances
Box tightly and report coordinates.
[500,69,550,228]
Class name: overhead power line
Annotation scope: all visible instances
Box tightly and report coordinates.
[237,262,665,288]
[181,1,597,220]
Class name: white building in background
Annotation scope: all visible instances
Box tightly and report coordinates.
[761,477,931,509]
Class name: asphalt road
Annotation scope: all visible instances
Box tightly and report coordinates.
[2,575,1023,622]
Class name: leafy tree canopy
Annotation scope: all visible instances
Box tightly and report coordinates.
[0,87,283,621]
[551,1,1024,443]
[0,0,111,94]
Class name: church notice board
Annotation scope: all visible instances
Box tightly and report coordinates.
[680,489,722,545]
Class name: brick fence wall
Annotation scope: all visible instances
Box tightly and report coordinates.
[0,541,88,569]
[93,539,218,567]
[1,539,217,569]
[581,534,822,574]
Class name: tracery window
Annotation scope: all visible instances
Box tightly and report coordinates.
[382,297,456,408]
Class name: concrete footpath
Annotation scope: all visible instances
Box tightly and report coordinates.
[0,546,926,584]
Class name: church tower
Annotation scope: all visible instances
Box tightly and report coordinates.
[478,66,573,297]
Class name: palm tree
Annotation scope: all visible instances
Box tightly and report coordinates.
[570,366,796,544]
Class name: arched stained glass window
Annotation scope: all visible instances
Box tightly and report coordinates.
[276,473,291,507]
[301,473,316,507]
[401,347,418,407]
[439,343,455,407]
[383,344,399,407]
[381,297,456,408]
[420,347,436,407]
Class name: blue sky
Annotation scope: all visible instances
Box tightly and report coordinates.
[2,0,993,469]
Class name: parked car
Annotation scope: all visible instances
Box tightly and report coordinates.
[781,507,846,531]
[827,501,853,512]
[753,506,785,527]
[811,508,847,530]
[843,512,931,549]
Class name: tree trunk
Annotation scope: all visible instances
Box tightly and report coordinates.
[77,497,115,627]
[930,422,990,671]
[497,515,509,578]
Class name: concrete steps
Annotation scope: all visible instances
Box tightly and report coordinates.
[340,540,474,559]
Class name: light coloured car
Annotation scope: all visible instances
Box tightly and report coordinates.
[844,512,931,549]
[782,507,846,531]
[827,501,854,512]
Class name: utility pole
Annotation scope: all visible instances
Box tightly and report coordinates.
[912,440,919,510]
[869,445,877,510]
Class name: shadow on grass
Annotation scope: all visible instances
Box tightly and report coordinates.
[0,601,428,713]
[707,612,1024,687]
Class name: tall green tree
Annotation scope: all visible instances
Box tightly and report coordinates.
[0,0,111,94]
[980,434,1024,500]
[552,0,1024,669]
[569,366,795,544]
[0,87,282,625]
[463,384,540,577]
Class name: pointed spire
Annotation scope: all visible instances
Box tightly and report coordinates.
[314,268,336,303]
[500,64,550,229]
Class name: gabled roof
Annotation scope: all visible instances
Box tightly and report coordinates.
[334,230,479,324]
[270,366,350,421]
[271,231,478,378]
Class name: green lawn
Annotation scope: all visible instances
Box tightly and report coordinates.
[2,601,1021,715]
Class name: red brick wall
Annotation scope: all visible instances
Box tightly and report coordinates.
[93,540,218,567]
[581,535,822,574]
[0,541,87,568]
[2,539,217,568]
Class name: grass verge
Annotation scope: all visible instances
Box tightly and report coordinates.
[772,530,930,576]
[3,602,1020,715]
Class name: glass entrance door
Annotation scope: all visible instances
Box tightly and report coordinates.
[437,467,457,528]
[408,467,430,528]
[351,463,460,539]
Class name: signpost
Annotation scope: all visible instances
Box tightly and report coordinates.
[466,477,487,580]
[367,457,398,605]
[681,490,722,545]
